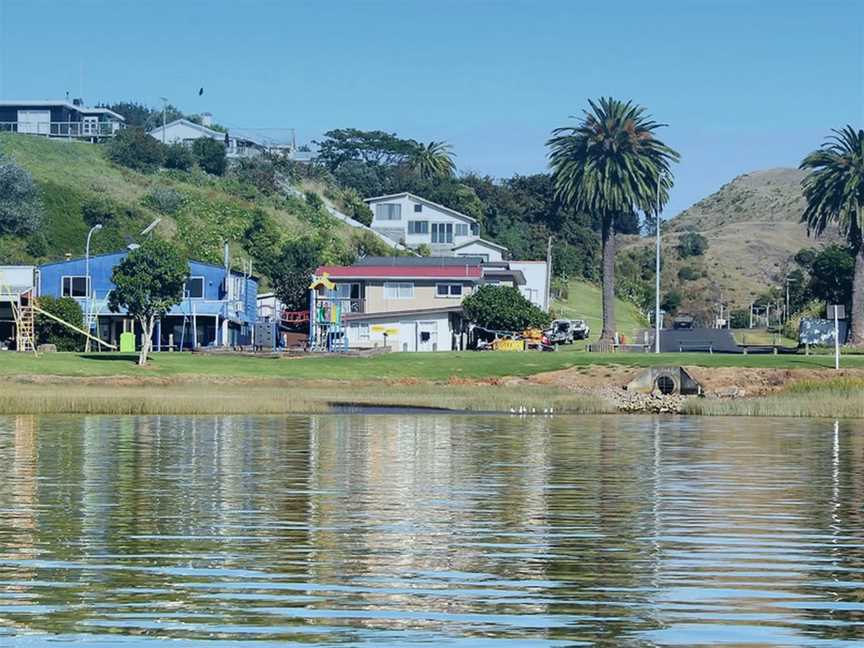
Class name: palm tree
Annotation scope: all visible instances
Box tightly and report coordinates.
[408,140,456,180]
[548,98,679,341]
[800,126,864,346]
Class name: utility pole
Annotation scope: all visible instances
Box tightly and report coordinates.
[160,96,168,144]
[545,236,552,313]
[654,176,662,353]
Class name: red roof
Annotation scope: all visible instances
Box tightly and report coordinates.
[316,265,482,279]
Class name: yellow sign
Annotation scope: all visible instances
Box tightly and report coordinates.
[494,338,525,352]
[371,325,399,336]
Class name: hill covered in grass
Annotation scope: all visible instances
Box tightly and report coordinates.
[0,134,391,276]
[553,279,648,341]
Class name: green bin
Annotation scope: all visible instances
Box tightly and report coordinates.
[120,332,136,353]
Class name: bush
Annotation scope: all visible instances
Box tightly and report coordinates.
[191,138,226,176]
[462,285,550,332]
[415,243,432,257]
[81,195,119,226]
[106,128,166,172]
[143,186,185,215]
[36,296,84,352]
[677,265,701,282]
[677,231,708,258]
[163,143,194,171]
[25,232,47,257]
[304,191,325,210]
[229,158,278,195]
[0,157,43,235]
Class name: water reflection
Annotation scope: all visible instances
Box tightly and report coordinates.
[0,414,862,646]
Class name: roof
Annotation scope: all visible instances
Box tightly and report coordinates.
[452,238,509,253]
[39,250,257,280]
[316,264,482,280]
[344,305,463,321]
[0,100,125,121]
[354,256,483,267]
[364,192,478,224]
[482,268,526,286]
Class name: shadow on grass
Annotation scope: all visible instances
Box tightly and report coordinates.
[77,353,141,363]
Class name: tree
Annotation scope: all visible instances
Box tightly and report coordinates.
[462,285,550,332]
[800,126,864,345]
[807,245,854,308]
[108,240,187,365]
[163,143,194,171]
[0,156,43,235]
[313,128,418,171]
[407,140,456,179]
[35,296,84,351]
[270,237,326,312]
[548,98,679,341]
[677,231,708,258]
[192,138,227,175]
[106,128,166,172]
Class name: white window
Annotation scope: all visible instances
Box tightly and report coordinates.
[431,223,453,244]
[455,223,469,237]
[185,276,205,299]
[350,322,370,342]
[436,283,463,298]
[384,282,414,300]
[375,203,401,221]
[408,220,428,234]
[62,276,90,298]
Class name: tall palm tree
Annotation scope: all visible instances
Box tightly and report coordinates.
[409,140,456,180]
[548,98,679,341]
[800,126,864,346]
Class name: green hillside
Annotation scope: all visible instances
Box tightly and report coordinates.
[0,133,373,270]
[553,280,648,342]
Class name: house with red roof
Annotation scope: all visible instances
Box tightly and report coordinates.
[314,256,526,351]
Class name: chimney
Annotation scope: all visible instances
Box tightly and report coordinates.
[72,97,83,107]
[201,112,213,127]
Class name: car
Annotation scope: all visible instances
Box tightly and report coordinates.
[544,319,590,345]
[571,319,590,340]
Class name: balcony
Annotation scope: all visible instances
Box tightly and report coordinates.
[0,121,122,138]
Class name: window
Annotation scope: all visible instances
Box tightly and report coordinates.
[336,282,361,300]
[459,252,489,262]
[184,276,205,299]
[375,203,401,221]
[408,220,429,234]
[413,203,423,212]
[61,276,89,298]
[431,223,453,244]
[384,282,414,299]
[471,223,480,236]
[436,283,463,297]
[350,322,370,342]
[455,223,469,237]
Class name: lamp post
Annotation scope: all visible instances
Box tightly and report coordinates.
[654,176,663,353]
[84,223,102,352]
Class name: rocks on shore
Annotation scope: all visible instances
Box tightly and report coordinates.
[604,388,690,414]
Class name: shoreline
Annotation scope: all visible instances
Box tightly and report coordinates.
[2,367,862,418]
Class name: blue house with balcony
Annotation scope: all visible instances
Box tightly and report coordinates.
[38,251,258,350]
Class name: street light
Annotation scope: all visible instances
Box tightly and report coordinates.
[654,175,664,353]
[159,97,168,144]
[84,223,103,352]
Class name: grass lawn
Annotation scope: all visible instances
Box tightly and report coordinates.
[553,280,647,342]
[2,349,863,382]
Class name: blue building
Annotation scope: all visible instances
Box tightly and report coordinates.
[38,251,258,349]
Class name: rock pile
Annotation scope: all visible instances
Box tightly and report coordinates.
[605,388,690,414]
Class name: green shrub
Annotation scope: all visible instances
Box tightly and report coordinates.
[80,195,119,226]
[143,186,185,215]
[0,156,43,235]
[191,138,226,176]
[36,296,84,351]
[462,285,550,332]
[677,265,701,282]
[106,128,166,172]
[25,232,48,257]
[415,243,432,257]
[304,191,324,210]
[229,158,278,195]
[163,143,194,171]
[677,231,708,258]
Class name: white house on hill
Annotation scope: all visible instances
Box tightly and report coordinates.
[149,114,293,159]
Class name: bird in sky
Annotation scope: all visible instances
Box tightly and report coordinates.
[198,88,204,96]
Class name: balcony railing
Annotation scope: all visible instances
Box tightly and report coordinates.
[0,121,122,138]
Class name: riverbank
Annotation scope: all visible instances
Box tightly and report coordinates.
[1,352,862,417]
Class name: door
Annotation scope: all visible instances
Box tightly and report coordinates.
[83,116,99,136]
[17,110,50,135]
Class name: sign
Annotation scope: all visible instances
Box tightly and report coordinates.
[371,325,399,336]
[827,304,846,320]
[494,338,525,352]
[799,319,847,345]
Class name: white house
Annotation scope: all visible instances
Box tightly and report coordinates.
[148,115,290,159]
[510,261,550,311]
[451,238,508,263]
[366,193,480,254]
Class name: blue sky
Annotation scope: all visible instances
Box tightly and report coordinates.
[0,0,861,216]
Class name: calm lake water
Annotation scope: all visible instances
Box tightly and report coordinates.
[0,414,862,647]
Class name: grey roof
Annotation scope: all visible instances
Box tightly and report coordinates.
[0,100,125,121]
[354,256,484,267]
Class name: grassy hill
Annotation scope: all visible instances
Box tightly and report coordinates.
[553,279,648,342]
[622,168,838,315]
[0,133,372,269]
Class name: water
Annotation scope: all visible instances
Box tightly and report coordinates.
[0,414,862,647]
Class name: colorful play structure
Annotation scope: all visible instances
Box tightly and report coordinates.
[307,274,349,352]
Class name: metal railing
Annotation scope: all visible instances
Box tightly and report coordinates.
[0,121,122,138]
